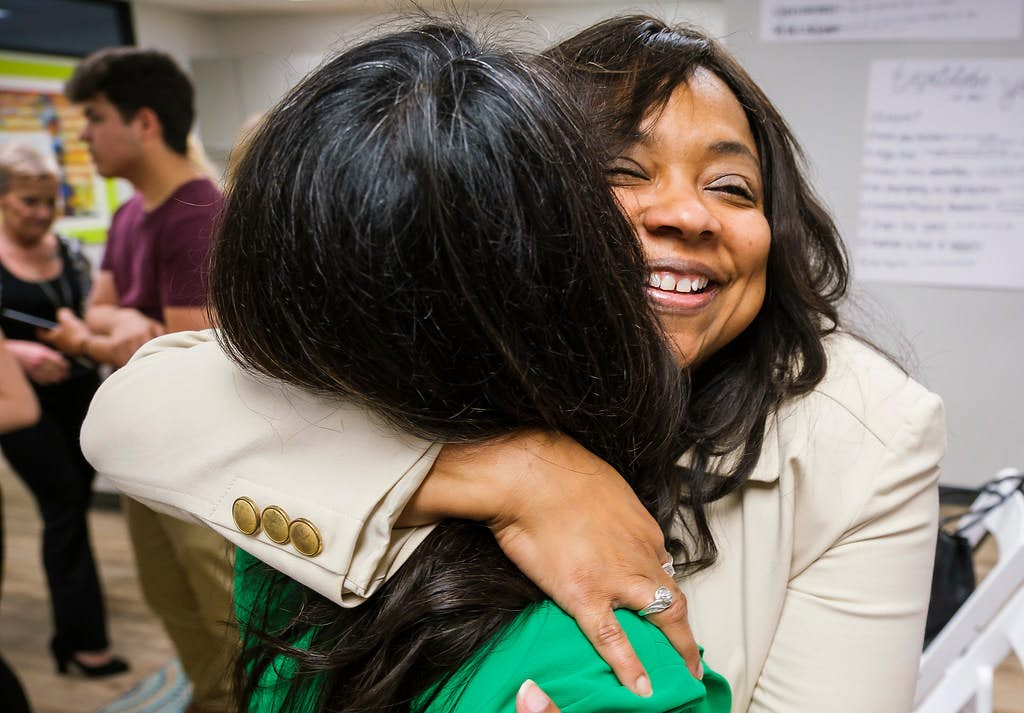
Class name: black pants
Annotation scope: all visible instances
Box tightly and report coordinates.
[0,371,107,660]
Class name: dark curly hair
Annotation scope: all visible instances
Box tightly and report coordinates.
[217,21,692,713]
[545,16,852,550]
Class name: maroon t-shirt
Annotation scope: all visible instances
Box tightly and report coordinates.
[101,178,221,322]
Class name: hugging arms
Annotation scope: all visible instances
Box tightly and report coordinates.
[82,16,944,713]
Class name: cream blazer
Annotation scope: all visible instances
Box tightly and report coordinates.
[81,330,945,713]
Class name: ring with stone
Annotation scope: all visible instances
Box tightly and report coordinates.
[662,560,676,577]
[637,586,674,617]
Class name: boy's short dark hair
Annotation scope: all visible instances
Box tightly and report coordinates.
[65,47,194,155]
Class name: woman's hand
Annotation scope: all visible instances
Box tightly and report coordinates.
[38,307,92,357]
[517,680,560,713]
[5,338,69,384]
[403,431,700,695]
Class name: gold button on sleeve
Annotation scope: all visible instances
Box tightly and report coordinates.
[289,518,323,558]
[231,497,260,536]
[261,505,291,544]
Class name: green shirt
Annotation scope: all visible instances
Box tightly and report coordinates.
[235,549,731,713]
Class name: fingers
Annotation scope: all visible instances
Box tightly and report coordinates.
[516,680,562,713]
[575,606,653,697]
[644,585,702,681]
[31,358,69,384]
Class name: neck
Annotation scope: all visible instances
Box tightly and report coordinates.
[126,145,203,211]
[0,228,56,268]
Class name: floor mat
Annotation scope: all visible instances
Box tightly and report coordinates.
[93,659,191,713]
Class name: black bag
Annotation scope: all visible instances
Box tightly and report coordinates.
[925,473,1024,648]
[924,528,974,647]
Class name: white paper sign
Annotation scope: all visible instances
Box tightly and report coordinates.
[761,0,1023,42]
[855,59,1024,289]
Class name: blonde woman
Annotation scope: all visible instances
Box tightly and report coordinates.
[0,143,127,677]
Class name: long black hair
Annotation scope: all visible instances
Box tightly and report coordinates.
[215,23,690,713]
[545,17,852,536]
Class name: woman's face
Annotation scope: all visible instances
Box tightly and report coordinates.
[608,68,770,366]
[0,175,59,245]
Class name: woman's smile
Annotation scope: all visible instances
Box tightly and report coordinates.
[610,68,771,366]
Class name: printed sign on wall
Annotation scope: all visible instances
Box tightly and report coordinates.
[761,0,1023,42]
[855,59,1024,289]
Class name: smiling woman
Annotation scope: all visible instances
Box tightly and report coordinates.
[81,15,946,713]
[605,69,771,366]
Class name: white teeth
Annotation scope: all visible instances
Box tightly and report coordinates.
[649,273,712,293]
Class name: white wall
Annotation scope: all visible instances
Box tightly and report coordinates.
[130,3,219,70]
[723,0,1024,488]
[132,2,724,159]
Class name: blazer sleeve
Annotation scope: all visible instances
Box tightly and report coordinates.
[748,380,945,713]
[81,329,440,606]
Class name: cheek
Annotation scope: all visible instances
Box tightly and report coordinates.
[737,220,771,283]
[729,221,771,323]
[612,189,644,231]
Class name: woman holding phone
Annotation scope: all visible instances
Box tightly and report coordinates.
[0,143,127,677]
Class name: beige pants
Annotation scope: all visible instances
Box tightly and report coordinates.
[124,498,237,712]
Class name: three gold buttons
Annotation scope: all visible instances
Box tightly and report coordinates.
[230,497,322,558]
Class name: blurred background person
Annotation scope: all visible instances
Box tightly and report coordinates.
[0,328,39,712]
[0,142,128,678]
[53,47,233,713]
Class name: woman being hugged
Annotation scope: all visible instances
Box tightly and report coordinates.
[207,23,726,713]
[83,16,945,713]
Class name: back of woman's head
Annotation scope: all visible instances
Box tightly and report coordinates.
[545,16,850,494]
[224,22,691,713]
[212,23,684,484]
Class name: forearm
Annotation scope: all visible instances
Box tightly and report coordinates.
[400,431,627,528]
[4,339,38,364]
[398,436,524,526]
[81,330,442,603]
[84,304,123,334]
[0,338,39,432]
[79,334,119,366]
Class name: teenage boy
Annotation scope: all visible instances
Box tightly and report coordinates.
[63,48,233,713]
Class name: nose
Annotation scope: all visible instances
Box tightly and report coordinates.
[78,124,90,143]
[639,182,721,241]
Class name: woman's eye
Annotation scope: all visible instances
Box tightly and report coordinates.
[604,162,648,184]
[709,179,756,202]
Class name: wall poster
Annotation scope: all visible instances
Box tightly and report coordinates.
[855,59,1024,289]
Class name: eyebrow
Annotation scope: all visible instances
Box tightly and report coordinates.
[632,133,759,164]
[708,140,759,163]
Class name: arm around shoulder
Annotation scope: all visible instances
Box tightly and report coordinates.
[81,329,442,605]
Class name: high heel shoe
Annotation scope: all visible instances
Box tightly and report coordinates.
[55,653,130,678]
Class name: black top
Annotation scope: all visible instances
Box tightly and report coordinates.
[0,236,94,380]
